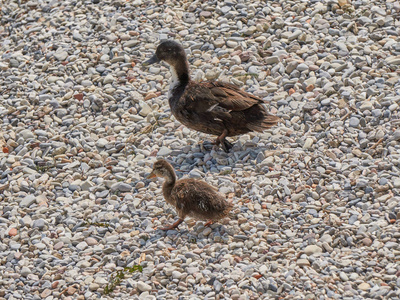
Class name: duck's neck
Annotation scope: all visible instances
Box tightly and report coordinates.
[168,61,190,103]
[162,173,176,204]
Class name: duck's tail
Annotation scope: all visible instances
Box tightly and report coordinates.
[247,115,281,132]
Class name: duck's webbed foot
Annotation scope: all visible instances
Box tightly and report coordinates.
[160,218,184,231]
[221,139,233,152]
[215,129,232,153]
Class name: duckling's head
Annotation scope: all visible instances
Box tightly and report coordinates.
[147,159,176,180]
[143,40,186,68]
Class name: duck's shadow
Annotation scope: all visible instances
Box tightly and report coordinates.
[171,139,281,178]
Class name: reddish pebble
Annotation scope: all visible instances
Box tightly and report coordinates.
[144,92,157,101]
[306,84,315,92]
[9,228,17,236]
[67,286,77,295]
[362,238,372,246]
[74,93,84,101]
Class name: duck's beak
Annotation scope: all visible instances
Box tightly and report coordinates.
[143,54,160,66]
[147,171,157,179]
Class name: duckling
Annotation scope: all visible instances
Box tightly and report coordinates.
[143,40,281,152]
[147,159,233,230]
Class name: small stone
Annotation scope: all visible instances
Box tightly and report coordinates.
[297,63,309,71]
[89,283,100,291]
[20,195,36,208]
[76,241,88,251]
[362,238,372,246]
[41,289,52,298]
[358,282,370,290]
[304,245,323,255]
[67,286,77,295]
[145,92,157,100]
[103,74,115,84]
[303,101,318,111]
[172,271,183,279]
[265,56,279,65]
[202,227,212,236]
[86,237,98,246]
[349,117,359,127]
[96,138,108,148]
[19,129,35,140]
[200,11,212,18]
[137,281,152,292]
[297,259,310,267]
[139,101,152,116]
[393,130,400,141]
[54,50,68,61]
[54,242,64,250]
[340,272,349,281]
[112,182,132,192]
[303,138,314,149]
[8,228,18,236]
[157,147,172,156]
[32,219,46,230]
[73,31,84,42]
[21,267,31,277]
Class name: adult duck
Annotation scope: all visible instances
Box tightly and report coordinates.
[143,40,281,152]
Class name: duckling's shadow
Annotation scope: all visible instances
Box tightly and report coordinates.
[148,222,230,244]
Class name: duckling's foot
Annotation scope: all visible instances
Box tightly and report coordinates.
[160,218,183,231]
[204,220,213,227]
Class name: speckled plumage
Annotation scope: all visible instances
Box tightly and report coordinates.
[143,40,281,152]
[147,159,233,230]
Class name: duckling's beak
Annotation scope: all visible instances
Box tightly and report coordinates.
[147,171,157,179]
[143,54,160,66]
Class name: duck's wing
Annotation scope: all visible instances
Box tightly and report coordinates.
[184,81,263,113]
[207,81,264,111]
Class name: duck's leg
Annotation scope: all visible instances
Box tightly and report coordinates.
[161,218,184,231]
[215,129,232,152]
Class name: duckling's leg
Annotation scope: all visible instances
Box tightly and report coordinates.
[215,129,233,152]
[204,220,213,227]
[161,218,184,231]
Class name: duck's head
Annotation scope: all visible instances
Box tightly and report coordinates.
[143,40,186,68]
[147,159,176,180]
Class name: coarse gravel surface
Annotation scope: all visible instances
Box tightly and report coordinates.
[1,0,400,299]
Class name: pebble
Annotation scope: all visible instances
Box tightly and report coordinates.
[349,117,359,127]
[20,267,31,277]
[19,195,36,208]
[137,281,152,292]
[358,282,370,290]
[304,245,322,256]
[157,146,172,156]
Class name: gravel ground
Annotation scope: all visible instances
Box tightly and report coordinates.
[1,0,400,299]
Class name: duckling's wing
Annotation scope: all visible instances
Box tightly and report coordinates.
[172,179,226,217]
